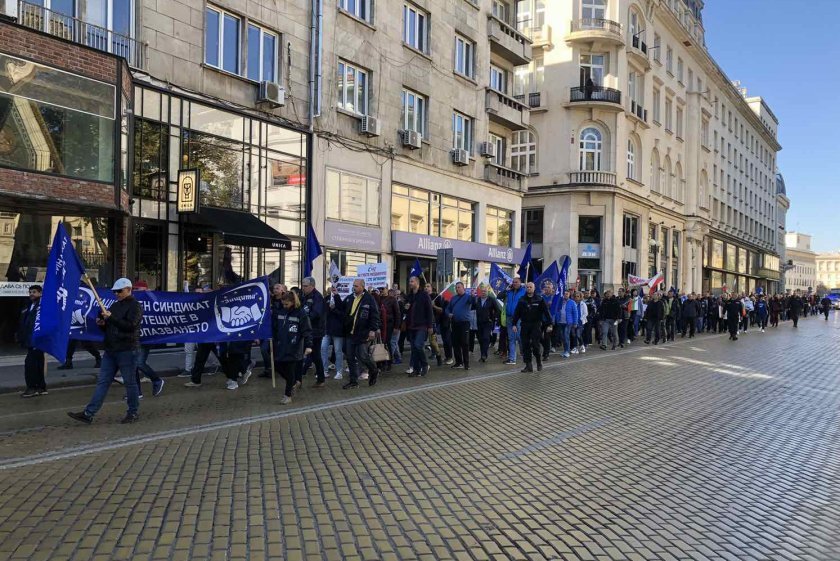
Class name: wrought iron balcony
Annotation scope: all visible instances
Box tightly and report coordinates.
[630,100,647,122]
[631,35,648,54]
[513,91,546,110]
[17,0,144,68]
[570,85,622,105]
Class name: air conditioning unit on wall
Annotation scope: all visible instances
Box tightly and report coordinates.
[451,148,470,166]
[401,130,422,150]
[359,116,380,137]
[258,81,285,107]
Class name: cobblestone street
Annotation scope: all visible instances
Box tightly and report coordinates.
[0,315,838,561]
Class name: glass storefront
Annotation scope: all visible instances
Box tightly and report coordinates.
[703,236,780,295]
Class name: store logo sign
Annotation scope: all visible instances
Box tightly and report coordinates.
[177,169,200,214]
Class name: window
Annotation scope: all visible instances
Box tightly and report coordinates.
[452,112,472,153]
[676,107,684,138]
[653,33,661,62]
[664,98,673,132]
[650,149,660,193]
[339,0,372,22]
[677,57,684,83]
[522,208,543,243]
[489,133,505,166]
[627,139,637,180]
[652,88,661,123]
[666,45,673,74]
[648,223,658,277]
[492,0,510,22]
[486,206,513,247]
[514,53,544,96]
[623,214,638,249]
[247,24,278,82]
[687,68,693,90]
[401,88,427,137]
[337,61,368,115]
[402,3,428,53]
[579,53,605,86]
[511,130,537,174]
[702,119,710,147]
[133,119,169,200]
[489,65,506,93]
[392,187,474,240]
[579,127,602,171]
[325,169,380,226]
[454,35,475,78]
[581,0,605,20]
[325,249,381,280]
[622,261,638,278]
[205,7,240,74]
[578,216,602,244]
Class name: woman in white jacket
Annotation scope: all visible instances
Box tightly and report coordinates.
[572,291,589,354]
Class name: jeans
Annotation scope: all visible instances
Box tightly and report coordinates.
[85,350,139,417]
[24,347,45,391]
[561,323,571,354]
[389,331,402,362]
[347,339,377,383]
[184,342,196,371]
[506,322,520,362]
[452,321,470,367]
[409,329,428,373]
[631,312,640,340]
[573,324,583,348]
[439,322,453,360]
[600,320,618,347]
[135,346,160,383]
[321,334,345,374]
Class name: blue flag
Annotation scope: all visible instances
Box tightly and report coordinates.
[409,258,423,280]
[32,223,85,362]
[517,242,532,281]
[534,261,560,296]
[489,262,512,294]
[558,255,572,294]
[304,223,322,277]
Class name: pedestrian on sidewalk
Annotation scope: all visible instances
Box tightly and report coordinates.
[68,278,143,424]
[322,284,346,381]
[19,285,45,398]
[344,278,380,388]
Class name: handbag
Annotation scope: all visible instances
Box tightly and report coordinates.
[369,333,390,362]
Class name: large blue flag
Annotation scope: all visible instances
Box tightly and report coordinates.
[534,261,559,295]
[409,257,423,280]
[32,223,85,362]
[304,223,322,277]
[489,262,512,294]
[558,255,572,294]
[517,242,533,281]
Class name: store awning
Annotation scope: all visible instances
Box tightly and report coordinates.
[185,207,292,250]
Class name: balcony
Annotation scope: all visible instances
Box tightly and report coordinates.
[568,86,623,111]
[567,18,624,47]
[486,88,530,129]
[519,22,553,49]
[514,91,548,112]
[569,170,617,186]
[485,163,525,191]
[627,35,651,70]
[488,15,532,66]
[17,0,144,68]
[629,100,648,124]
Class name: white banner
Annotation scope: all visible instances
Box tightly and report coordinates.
[356,262,388,289]
[0,281,42,297]
[333,276,354,299]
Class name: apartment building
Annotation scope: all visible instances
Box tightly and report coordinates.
[519,0,784,295]
[816,252,840,292]
[785,232,816,294]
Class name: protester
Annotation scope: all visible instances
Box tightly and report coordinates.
[821,294,832,320]
[599,290,621,350]
[474,286,496,363]
[383,288,402,368]
[562,289,579,358]
[725,294,743,341]
[300,277,326,386]
[258,283,287,378]
[644,292,665,345]
[788,292,804,328]
[512,282,551,372]
[344,278,380,388]
[131,284,164,397]
[68,278,143,424]
[446,282,474,370]
[756,294,769,332]
[405,276,433,377]
[322,283,346,382]
[19,285,45,398]
[502,277,525,365]
[574,291,588,354]
[59,339,101,371]
[272,290,312,404]
[680,293,699,338]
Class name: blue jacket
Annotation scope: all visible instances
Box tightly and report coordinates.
[446,293,474,323]
[755,300,768,317]
[565,299,580,325]
[555,297,568,324]
[504,286,526,318]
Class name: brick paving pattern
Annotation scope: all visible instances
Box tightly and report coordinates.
[0,314,838,560]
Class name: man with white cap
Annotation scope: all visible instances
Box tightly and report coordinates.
[68,278,144,424]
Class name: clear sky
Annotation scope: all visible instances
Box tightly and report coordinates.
[703,0,840,253]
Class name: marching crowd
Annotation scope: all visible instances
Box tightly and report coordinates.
[13,273,831,425]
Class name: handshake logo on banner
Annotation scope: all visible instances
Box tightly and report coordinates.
[70,287,97,335]
[214,281,269,335]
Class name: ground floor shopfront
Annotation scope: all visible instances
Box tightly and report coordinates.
[701,232,781,295]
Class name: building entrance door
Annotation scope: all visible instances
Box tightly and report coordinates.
[578,270,600,293]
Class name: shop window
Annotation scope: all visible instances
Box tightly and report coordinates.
[132,118,168,201]
[325,168,380,226]
[486,206,512,247]
[325,249,381,280]
[578,216,601,244]
[0,53,115,182]
[182,130,246,211]
[391,185,473,241]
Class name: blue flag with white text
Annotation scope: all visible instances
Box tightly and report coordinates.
[32,223,85,362]
[489,262,512,294]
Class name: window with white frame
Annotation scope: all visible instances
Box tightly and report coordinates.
[665,97,673,131]
[581,0,605,20]
[627,139,637,180]
[454,35,475,78]
[246,23,278,82]
[489,65,506,93]
[401,88,427,137]
[653,33,661,62]
[511,130,537,174]
[677,57,684,83]
[205,6,240,74]
[489,132,505,166]
[325,168,380,226]
[339,0,372,23]
[492,0,510,22]
[452,112,472,152]
[337,60,368,115]
[403,3,429,53]
[652,88,661,123]
[702,119,710,147]
[666,45,673,74]
[676,106,684,138]
[514,53,544,96]
[579,127,602,171]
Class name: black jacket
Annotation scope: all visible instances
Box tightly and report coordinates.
[345,291,381,343]
[725,300,743,323]
[788,296,804,314]
[474,296,497,327]
[301,288,325,339]
[682,299,700,319]
[324,292,346,337]
[17,299,40,349]
[645,300,664,322]
[668,297,682,319]
[406,290,434,330]
[272,306,313,362]
[600,296,622,321]
[512,294,551,328]
[822,297,832,310]
[100,296,143,352]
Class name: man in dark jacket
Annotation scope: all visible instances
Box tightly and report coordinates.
[665,291,681,341]
[405,276,433,377]
[19,285,45,398]
[382,289,402,368]
[788,292,804,327]
[598,290,621,350]
[69,278,143,424]
[512,282,552,372]
[344,278,381,388]
[725,294,743,340]
[680,293,700,338]
[644,293,665,345]
[322,285,346,381]
[821,295,832,320]
[474,286,497,363]
[445,282,475,370]
[300,276,326,386]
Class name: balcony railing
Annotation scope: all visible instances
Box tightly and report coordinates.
[631,35,648,55]
[569,170,617,186]
[571,18,622,35]
[630,100,647,121]
[570,85,622,105]
[17,0,144,68]
[514,91,543,109]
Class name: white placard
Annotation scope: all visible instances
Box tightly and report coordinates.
[355,262,388,289]
[333,276,354,299]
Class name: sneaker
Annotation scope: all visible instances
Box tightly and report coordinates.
[57,363,73,371]
[761,328,765,333]
[21,389,38,398]
[244,360,255,380]
[444,358,455,366]
[184,381,202,387]
[342,381,359,390]
[406,367,415,375]
[239,368,252,386]
[281,395,292,404]
[177,371,192,378]
[36,389,49,396]
[549,347,556,353]
[140,376,151,383]
[450,363,463,369]
[114,376,124,385]
[580,346,586,354]
[333,372,343,380]
[226,380,239,390]
[359,372,369,381]
[571,348,579,355]
[120,413,139,424]
[152,379,165,397]
[504,360,516,365]
[562,352,570,358]
[67,411,93,424]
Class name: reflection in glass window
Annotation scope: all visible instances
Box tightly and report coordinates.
[183,130,245,211]
[325,169,380,226]
[132,119,168,200]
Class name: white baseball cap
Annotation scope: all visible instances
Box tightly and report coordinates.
[111,278,132,291]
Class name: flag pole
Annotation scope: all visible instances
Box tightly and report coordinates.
[269,339,276,389]
[82,274,107,312]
